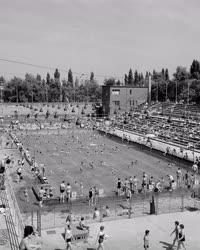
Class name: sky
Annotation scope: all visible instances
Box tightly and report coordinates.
[0,0,200,82]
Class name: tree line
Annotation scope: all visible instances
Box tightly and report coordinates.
[103,59,200,104]
[1,59,200,104]
[0,69,101,103]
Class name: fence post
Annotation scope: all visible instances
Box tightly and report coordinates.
[31,211,34,227]
[128,197,132,219]
[37,210,41,236]
[53,206,55,228]
[100,201,103,222]
[181,192,184,212]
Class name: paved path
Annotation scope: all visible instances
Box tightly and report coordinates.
[41,210,200,250]
[0,205,11,250]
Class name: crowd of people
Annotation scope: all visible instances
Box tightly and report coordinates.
[18,217,188,250]
[0,105,198,250]
[112,112,200,152]
[7,118,200,210]
[115,166,199,201]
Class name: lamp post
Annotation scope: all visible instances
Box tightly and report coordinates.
[175,81,178,103]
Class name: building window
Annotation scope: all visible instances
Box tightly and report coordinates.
[112,89,120,95]
[113,101,120,106]
[130,89,132,95]
[130,100,132,106]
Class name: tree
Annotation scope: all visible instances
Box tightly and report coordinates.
[152,70,156,80]
[124,74,128,85]
[161,68,165,79]
[36,74,41,82]
[46,73,50,85]
[165,69,169,81]
[0,76,5,85]
[4,77,23,102]
[173,66,188,81]
[54,68,60,80]
[74,77,79,87]
[68,69,73,86]
[116,80,121,86]
[104,78,116,86]
[90,72,94,82]
[128,69,134,85]
[134,70,139,86]
[48,78,60,102]
[190,60,200,79]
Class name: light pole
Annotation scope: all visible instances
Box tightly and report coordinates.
[175,81,178,103]
[60,81,62,103]
[74,74,84,103]
[156,82,158,102]
[46,84,48,103]
[32,90,33,103]
[165,81,168,102]
[0,86,3,103]
[16,85,19,103]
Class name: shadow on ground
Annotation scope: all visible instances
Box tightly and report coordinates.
[159,241,173,249]
[185,206,199,212]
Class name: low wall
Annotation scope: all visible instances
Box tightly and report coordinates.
[100,126,199,163]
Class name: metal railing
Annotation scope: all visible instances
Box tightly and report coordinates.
[21,188,199,231]
[4,169,25,245]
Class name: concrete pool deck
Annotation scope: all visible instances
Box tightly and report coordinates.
[41,210,200,250]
